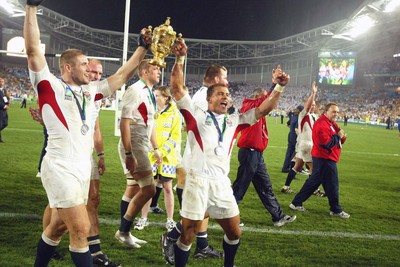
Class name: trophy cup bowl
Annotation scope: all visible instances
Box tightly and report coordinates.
[149,17,177,68]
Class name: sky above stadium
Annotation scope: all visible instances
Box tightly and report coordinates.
[42,0,364,41]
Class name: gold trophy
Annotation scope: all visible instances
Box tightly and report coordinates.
[149,17,181,68]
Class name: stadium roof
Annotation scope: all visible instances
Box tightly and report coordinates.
[0,0,399,69]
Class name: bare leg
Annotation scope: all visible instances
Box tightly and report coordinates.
[42,204,51,230]
[216,215,241,267]
[87,179,100,238]
[163,180,174,220]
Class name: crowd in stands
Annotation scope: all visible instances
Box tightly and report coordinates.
[366,56,400,74]
[0,64,34,100]
[1,63,399,126]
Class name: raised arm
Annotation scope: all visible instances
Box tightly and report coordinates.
[255,66,290,120]
[303,81,317,112]
[24,1,47,72]
[170,38,188,101]
[106,29,151,92]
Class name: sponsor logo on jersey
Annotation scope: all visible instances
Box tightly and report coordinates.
[205,114,213,126]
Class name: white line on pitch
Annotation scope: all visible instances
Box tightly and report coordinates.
[267,145,399,157]
[4,127,42,132]
[342,150,399,157]
[1,212,399,241]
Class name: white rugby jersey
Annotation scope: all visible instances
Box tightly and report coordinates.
[29,65,111,161]
[182,85,207,169]
[120,79,156,137]
[176,93,256,178]
[90,100,102,129]
[191,86,208,111]
[297,109,317,143]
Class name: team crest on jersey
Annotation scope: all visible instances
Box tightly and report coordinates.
[226,118,233,127]
[205,115,213,126]
[64,90,73,101]
[83,90,91,101]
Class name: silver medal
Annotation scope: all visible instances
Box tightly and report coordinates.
[214,145,224,156]
[81,124,89,135]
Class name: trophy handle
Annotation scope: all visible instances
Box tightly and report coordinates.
[147,26,153,39]
[171,33,183,53]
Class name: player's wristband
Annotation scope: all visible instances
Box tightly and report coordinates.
[175,56,185,65]
[273,84,285,93]
[97,152,104,158]
[137,34,150,49]
[27,0,45,6]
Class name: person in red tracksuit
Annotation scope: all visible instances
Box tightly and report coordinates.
[232,72,296,227]
[289,102,350,219]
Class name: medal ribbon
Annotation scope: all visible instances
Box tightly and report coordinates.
[61,80,86,125]
[142,80,157,112]
[207,111,226,143]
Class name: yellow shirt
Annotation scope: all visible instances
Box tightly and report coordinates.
[150,102,182,178]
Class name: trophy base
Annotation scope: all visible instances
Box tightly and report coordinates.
[149,58,166,68]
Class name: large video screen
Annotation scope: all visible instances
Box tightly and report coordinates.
[318,52,356,86]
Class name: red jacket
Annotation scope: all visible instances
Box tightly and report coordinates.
[237,94,269,152]
[311,114,346,162]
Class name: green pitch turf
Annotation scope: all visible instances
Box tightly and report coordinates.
[0,101,399,266]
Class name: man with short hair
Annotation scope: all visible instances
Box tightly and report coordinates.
[281,81,317,194]
[232,81,296,227]
[24,1,151,265]
[115,59,162,247]
[86,58,121,266]
[36,59,121,265]
[164,38,289,267]
[161,64,228,264]
[0,77,9,143]
[281,105,302,173]
[289,102,350,219]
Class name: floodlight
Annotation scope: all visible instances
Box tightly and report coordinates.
[0,0,14,14]
[383,0,400,12]
[346,15,375,38]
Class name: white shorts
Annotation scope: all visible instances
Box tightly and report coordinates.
[296,140,313,163]
[41,155,91,208]
[180,172,240,221]
[90,154,100,180]
[118,135,153,187]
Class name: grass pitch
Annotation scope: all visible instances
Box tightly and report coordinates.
[0,101,399,266]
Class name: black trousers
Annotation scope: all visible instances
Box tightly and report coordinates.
[233,148,285,222]
[292,157,343,213]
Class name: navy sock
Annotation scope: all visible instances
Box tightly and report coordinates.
[174,242,191,267]
[223,238,240,267]
[285,169,297,186]
[87,235,101,255]
[151,185,163,207]
[120,199,129,224]
[34,238,56,267]
[168,221,182,240]
[196,231,208,250]
[119,216,134,233]
[70,249,93,267]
